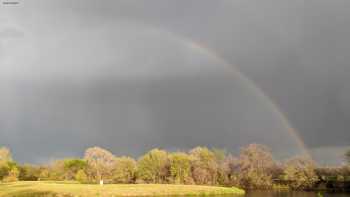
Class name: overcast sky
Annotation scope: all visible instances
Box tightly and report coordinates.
[1,0,350,165]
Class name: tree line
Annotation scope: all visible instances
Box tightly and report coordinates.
[1,144,350,190]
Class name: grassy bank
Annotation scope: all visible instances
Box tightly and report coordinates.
[0,181,245,197]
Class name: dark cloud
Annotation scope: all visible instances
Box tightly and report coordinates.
[1,0,350,164]
[1,75,302,163]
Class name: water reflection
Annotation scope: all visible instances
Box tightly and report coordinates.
[244,191,349,197]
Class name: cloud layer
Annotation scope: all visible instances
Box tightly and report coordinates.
[1,0,350,164]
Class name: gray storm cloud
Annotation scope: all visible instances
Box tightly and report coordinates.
[0,22,303,163]
[1,0,350,164]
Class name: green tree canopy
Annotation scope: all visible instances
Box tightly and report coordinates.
[169,152,192,184]
[113,156,137,183]
[18,164,40,181]
[63,159,87,180]
[137,148,168,183]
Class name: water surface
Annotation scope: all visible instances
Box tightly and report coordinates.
[244,191,349,197]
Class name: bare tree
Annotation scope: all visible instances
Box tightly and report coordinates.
[189,147,218,185]
[283,156,319,189]
[238,144,275,189]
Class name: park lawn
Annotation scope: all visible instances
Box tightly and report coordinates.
[0,181,245,197]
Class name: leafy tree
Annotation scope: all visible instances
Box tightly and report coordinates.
[237,144,275,189]
[0,161,18,181]
[113,156,137,183]
[283,156,319,189]
[189,147,218,185]
[169,152,191,184]
[2,161,19,182]
[0,162,10,180]
[75,169,89,183]
[39,168,50,180]
[47,160,65,180]
[0,147,14,181]
[3,167,19,182]
[0,147,12,162]
[18,164,40,181]
[84,147,115,183]
[63,159,87,180]
[137,148,168,183]
[0,144,342,190]
[212,148,227,162]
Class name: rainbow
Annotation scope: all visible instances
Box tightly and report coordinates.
[186,41,311,158]
[144,25,312,159]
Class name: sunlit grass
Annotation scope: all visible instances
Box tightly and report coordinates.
[0,181,245,196]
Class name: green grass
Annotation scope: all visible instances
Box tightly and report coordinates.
[0,181,245,197]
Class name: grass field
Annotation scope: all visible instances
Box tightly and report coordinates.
[0,181,245,197]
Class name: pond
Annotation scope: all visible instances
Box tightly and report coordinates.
[244,191,349,197]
